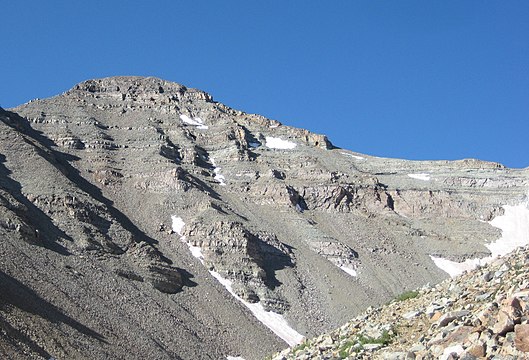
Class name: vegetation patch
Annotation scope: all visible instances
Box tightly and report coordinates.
[357,329,393,346]
[293,341,310,353]
[338,340,355,359]
[394,290,419,302]
[337,329,394,359]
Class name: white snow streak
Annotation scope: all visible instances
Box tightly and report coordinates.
[408,173,431,181]
[431,196,529,278]
[265,136,297,150]
[210,158,227,186]
[340,265,358,277]
[186,241,205,262]
[179,114,208,129]
[226,357,245,360]
[171,216,185,235]
[172,215,303,346]
[209,271,304,346]
[171,216,204,261]
[341,152,365,160]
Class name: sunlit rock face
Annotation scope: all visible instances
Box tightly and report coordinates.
[0,76,527,359]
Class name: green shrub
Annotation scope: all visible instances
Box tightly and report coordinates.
[293,341,309,353]
[394,290,419,302]
[338,340,355,359]
[358,329,393,346]
[338,330,394,359]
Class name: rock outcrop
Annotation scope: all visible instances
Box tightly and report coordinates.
[273,245,529,359]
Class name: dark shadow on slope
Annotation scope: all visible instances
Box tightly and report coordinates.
[246,150,261,161]
[249,235,295,290]
[0,316,52,359]
[233,211,249,222]
[176,268,198,289]
[175,167,222,201]
[0,155,70,255]
[0,270,107,343]
[261,248,295,290]
[1,109,202,287]
[0,110,165,252]
[236,125,263,160]
[209,202,248,222]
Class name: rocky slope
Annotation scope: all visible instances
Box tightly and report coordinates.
[273,245,529,359]
[1,76,528,359]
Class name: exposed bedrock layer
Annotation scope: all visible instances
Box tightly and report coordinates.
[0,76,527,359]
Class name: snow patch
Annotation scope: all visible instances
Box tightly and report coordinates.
[209,271,304,346]
[429,256,481,278]
[180,114,208,129]
[341,152,365,160]
[210,158,226,186]
[431,196,529,277]
[340,265,358,277]
[186,241,205,263]
[171,216,204,262]
[265,136,297,150]
[487,203,529,256]
[226,357,245,360]
[408,173,431,181]
[171,216,185,235]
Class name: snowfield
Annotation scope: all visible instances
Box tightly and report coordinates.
[431,197,529,277]
[340,265,358,277]
[265,136,297,150]
[171,216,185,235]
[210,158,227,186]
[180,114,208,129]
[341,152,365,160]
[408,173,431,181]
[186,241,205,262]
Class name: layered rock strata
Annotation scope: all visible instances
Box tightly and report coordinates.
[1,76,527,359]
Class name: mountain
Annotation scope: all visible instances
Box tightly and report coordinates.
[1,76,527,359]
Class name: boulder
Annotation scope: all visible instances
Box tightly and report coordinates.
[514,324,529,352]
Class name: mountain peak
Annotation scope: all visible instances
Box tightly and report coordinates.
[67,76,213,103]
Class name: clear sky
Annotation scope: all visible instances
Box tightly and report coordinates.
[2,1,528,168]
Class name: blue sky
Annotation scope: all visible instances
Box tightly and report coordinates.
[2,1,528,168]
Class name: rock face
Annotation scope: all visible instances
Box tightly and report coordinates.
[0,76,528,359]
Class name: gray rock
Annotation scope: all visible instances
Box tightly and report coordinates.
[383,351,416,359]
[476,292,492,301]
[403,311,421,319]
[437,310,471,327]
[363,343,382,351]
[483,271,494,282]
